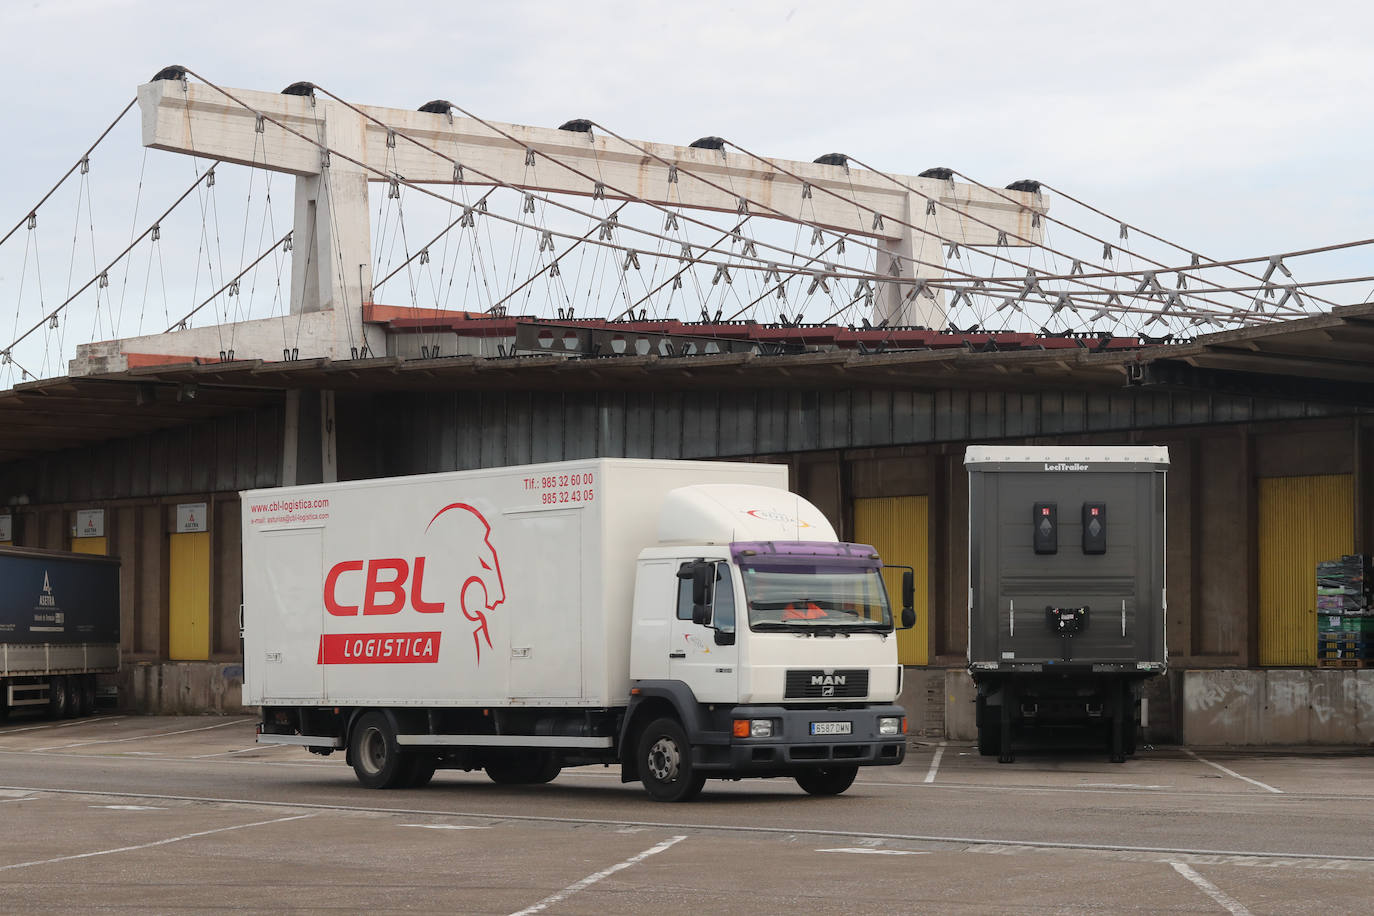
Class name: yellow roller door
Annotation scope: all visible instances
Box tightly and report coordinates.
[169,531,211,661]
[1258,474,1353,667]
[854,495,929,665]
[70,537,107,556]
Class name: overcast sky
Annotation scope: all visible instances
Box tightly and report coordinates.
[1,0,1371,378]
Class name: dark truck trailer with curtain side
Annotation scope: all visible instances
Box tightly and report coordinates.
[0,546,120,719]
[965,446,1168,763]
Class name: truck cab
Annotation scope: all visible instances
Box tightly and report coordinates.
[623,485,912,800]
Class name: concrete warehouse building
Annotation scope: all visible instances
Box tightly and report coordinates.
[2,303,1372,745]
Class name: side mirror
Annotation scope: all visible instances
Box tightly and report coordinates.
[901,569,915,614]
[901,606,916,629]
[678,561,712,626]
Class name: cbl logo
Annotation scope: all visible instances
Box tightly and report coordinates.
[321,503,505,665]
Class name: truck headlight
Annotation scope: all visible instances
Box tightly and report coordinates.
[878,716,905,736]
[733,718,773,738]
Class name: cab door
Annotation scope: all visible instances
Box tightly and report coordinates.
[668,560,739,703]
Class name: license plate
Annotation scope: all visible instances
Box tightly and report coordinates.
[810,721,852,736]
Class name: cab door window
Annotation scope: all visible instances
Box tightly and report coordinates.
[676,562,734,634]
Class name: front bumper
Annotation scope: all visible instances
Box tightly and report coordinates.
[700,704,907,774]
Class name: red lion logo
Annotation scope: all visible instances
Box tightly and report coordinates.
[426,503,505,663]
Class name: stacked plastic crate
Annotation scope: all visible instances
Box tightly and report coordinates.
[1317,555,1372,667]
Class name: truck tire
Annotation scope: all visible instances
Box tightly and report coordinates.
[349,711,407,789]
[484,751,561,785]
[794,766,858,796]
[401,754,438,788]
[637,717,706,803]
[47,676,69,719]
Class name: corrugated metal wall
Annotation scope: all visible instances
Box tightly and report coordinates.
[367,388,1335,479]
[854,496,929,665]
[0,407,283,505]
[1258,475,1354,666]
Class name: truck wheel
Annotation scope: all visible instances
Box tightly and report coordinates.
[794,766,858,796]
[401,754,438,788]
[349,711,406,789]
[47,676,69,719]
[637,717,705,803]
[484,751,561,785]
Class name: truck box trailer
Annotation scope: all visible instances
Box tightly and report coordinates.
[243,458,913,801]
[965,446,1168,763]
[0,546,120,719]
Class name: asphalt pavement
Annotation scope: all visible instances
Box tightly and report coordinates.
[0,715,1370,913]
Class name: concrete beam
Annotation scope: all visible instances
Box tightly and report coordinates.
[139,78,1049,328]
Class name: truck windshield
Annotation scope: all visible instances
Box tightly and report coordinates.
[741,565,894,631]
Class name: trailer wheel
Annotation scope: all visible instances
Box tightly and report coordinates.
[47,676,69,719]
[484,751,561,785]
[794,766,858,796]
[976,696,1001,757]
[637,717,705,803]
[76,676,95,717]
[349,711,407,789]
[63,677,82,719]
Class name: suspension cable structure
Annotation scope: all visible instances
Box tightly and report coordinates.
[5,69,1374,387]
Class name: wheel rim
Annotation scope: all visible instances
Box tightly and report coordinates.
[360,727,386,775]
[646,735,681,783]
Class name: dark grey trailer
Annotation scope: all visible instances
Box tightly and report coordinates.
[0,546,120,719]
[965,446,1168,763]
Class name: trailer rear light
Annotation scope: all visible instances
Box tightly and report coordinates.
[1082,502,1107,554]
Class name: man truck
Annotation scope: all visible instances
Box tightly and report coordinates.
[0,546,120,719]
[965,446,1168,763]
[242,458,914,801]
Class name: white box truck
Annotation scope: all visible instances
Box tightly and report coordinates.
[242,458,913,801]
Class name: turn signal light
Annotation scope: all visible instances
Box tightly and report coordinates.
[732,719,750,738]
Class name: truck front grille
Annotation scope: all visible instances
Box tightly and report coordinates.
[784,669,869,699]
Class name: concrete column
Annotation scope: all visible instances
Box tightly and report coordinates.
[875,192,948,328]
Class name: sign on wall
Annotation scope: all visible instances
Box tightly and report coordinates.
[176,503,208,534]
[74,509,105,538]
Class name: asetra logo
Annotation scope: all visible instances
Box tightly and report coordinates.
[1044,463,1090,471]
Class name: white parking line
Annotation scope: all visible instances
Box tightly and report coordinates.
[1171,862,1252,915]
[1184,750,1282,794]
[0,716,127,736]
[508,835,685,915]
[189,746,276,759]
[818,847,928,856]
[28,718,253,752]
[4,783,1371,865]
[924,741,947,784]
[399,824,491,830]
[0,813,315,871]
